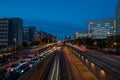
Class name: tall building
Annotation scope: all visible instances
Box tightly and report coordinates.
[116,0,120,35]
[23,27,29,42]
[23,26,36,42]
[29,26,36,41]
[10,18,23,46]
[88,18,116,39]
[0,18,11,47]
[0,18,23,48]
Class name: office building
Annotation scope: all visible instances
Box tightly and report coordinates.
[116,0,120,35]
[0,18,23,48]
[10,18,23,46]
[23,27,29,42]
[0,18,11,47]
[23,26,36,42]
[88,18,116,39]
[75,31,88,39]
[29,26,36,41]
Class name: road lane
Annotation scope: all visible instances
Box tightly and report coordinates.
[48,50,60,80]
[59,50,71,80]
[63,46,98,80]
[69,45,120,74]
[16,45,98,80]
[72,44,120,62]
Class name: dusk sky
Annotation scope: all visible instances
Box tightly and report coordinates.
[0,0,118,39]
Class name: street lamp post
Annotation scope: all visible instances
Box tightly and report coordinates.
[14,38,16,53]
[113,42,117,54]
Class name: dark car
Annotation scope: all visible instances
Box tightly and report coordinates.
[16,64,30,75]
[29,61,36,68]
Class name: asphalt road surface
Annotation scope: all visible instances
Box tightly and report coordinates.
[46,46,97,80]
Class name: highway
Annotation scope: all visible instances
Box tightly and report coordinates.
[46,46,97,80]
[48,51,60,80]
[72,44,120,62]
[62,47,97,80]
[68,44,120,80]
[70,45,120,71]
[1,44,120,80]
[0,44,56,80]
[0,45,100,80]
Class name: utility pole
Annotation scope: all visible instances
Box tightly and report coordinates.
[14,34,17,53]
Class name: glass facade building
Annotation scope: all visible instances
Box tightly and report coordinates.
[88,18,116,39]
[116,0,120,35]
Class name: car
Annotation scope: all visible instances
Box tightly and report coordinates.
[29,61,36,68]
[25,54,35,61]
[19,60,27,66]
[6,63,20,72]
[16,64,30,75]
[32,58,40,63]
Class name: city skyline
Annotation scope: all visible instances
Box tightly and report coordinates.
[0,1,120,80]
[0,0,118,39]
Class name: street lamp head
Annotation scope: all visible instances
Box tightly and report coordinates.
[113,42,117,46]
[107,32,110,34]
[14,38,16,42]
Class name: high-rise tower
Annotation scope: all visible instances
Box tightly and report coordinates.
[116,0,120,35]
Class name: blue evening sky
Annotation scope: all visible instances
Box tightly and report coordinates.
[0,0,118,39]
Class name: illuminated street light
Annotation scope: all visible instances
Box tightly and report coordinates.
[107,32,110,34]
[113,42,117,54]
[113,42,117,46]
[14,38,16,53]
[93,41,97,46]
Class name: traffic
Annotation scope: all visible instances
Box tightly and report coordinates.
[0,45,57,80]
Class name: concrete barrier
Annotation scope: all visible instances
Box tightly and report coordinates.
[68,45,120,80]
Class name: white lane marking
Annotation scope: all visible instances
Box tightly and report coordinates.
[51,60,56,80]
[56,57,59,80]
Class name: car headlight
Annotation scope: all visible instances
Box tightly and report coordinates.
[21,70,24,73]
